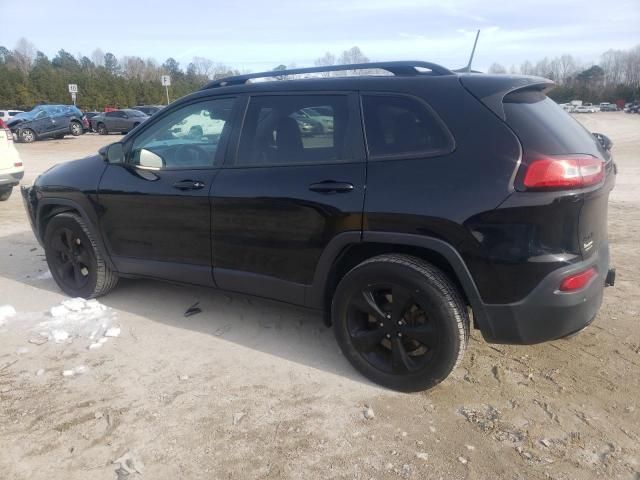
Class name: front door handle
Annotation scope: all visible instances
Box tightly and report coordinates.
[309,181,354,193]
[173,180,205,190]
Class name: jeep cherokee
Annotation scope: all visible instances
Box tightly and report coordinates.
[21,61,616,391]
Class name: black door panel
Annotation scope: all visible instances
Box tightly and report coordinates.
[97,96,238,286]
[211,164,364,286]
[98,165,217,285]
[211,92,365,296]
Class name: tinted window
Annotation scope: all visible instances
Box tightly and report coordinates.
[503,90,600,156]
[362,95,452,158]
[106,111,118,117]
[125,109,146,117]
[236,95,350,166]
[130,97,235,169]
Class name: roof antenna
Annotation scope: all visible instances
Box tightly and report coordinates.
[464,29,481,73]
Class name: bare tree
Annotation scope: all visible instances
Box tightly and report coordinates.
[314,52,336,77]
[191,56,215,78]
[557,54,577,83]
[488,63,506,74]
[91,48,105,67]
[13,37,35,74]
[121,56,146,79]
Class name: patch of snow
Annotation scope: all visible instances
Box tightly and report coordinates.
[104,326,121,338]
[16,346,29,355]
[36,270,53,280]
[51,329,70,343]
[62,370,75,377]
[0,305,17,326]
[36,369,45,376]
[88,342,103,350]
[35,298,118,346]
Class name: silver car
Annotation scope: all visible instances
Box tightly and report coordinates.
[92,109,149,135]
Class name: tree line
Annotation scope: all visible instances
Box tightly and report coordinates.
[1,37,638,112]
[0,39,243,111]
[0,40,374,112]
[488,45,640,103]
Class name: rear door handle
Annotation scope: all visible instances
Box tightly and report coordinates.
[308,181,354,193]
[173,180,205,190]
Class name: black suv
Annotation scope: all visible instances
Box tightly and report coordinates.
[21,62,616,391]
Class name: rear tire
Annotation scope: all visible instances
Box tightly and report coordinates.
[20,128,36,143]
[97,123,108,135]
[331,254,469,392]
[0,187,12,201]
[44,212,118,298]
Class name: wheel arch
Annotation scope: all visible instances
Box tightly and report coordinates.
[37,198,116,271]
[309,232,489,330]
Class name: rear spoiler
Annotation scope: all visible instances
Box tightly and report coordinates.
[459,74,555,121]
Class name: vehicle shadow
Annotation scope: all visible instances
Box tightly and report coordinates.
[0,229,369,386]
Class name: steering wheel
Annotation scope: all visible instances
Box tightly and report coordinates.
[174,144,210,166]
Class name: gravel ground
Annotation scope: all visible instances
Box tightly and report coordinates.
[1,113,639,479]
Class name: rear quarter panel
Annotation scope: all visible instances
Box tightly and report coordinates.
[362,77,523,303]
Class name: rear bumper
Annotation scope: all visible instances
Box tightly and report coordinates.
[0,170,24,186]
[480,242,611,344]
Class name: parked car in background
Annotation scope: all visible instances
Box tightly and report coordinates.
[599,103,618,112]
[624,103,640,113]
[581,103,599,112]
[21,61,616,392]
[0,119,24,200]
[132,105,164,116]
[574,105,596,113]
[0,110,24,123]
[559,103,575,113]
[7,105,86,143]
[91,109,149,135]
[83,112,101,131]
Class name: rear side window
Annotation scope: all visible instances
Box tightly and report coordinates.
[236,95,351,166]
[361,94,453,159]
[503,90,600,156]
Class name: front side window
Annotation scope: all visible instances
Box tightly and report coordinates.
[130,97,235,169]
[236,95,351,166]
[362,94,453,159]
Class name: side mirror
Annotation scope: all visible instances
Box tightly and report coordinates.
[593,132,613,151]
[100,142,125,163]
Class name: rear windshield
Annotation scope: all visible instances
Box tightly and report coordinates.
[503,90,600,157]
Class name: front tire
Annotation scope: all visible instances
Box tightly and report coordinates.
[70,121,82,136]
[44,212,118,298]
[0,187,12,201]
[97,123,108,135]
[332,254,469,392]
[20,128,36,143]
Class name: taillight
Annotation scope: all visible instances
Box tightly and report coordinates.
[521,155,604,190]
[559,267,597,292]
[0,119,11,141]
[14,162,23,167]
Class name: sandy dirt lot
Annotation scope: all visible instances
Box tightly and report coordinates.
[1,114,639,480]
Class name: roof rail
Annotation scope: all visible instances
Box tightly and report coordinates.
[201,61,454,89]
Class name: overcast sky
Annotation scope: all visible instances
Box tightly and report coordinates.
[1,0,638,72]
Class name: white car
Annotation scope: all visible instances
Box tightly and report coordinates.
[0,119,24,201]
[574,105,596,113]
[0,109,24,123]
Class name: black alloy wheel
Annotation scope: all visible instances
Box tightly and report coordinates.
[48,226,92,291]
[347,283,438,374]
[44,213,118,298]
[332,254,469,392]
